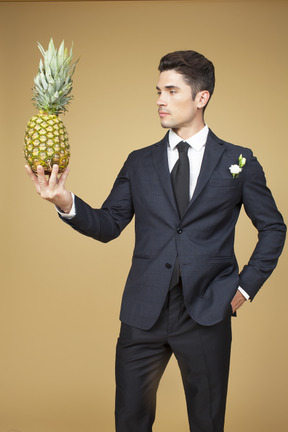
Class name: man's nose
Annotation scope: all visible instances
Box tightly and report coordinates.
[157,95,167,106]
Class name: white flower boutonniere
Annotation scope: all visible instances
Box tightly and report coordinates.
[229,154,246,178]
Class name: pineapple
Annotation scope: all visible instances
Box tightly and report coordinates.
[24,38,78,174]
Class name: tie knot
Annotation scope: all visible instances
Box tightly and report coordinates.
[177,141,190,154]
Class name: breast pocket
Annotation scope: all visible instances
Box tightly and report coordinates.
[203,176,242,206]
[209,177,239,187]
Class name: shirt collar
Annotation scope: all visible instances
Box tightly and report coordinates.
[168,125,209,152]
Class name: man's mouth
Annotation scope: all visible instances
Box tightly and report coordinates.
[158,111,170,118]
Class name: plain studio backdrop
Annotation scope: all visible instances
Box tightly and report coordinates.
[0,1,287,431]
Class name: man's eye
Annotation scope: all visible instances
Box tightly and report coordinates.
[170,90,176,94]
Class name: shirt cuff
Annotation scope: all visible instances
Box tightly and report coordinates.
[238,286,250,300]
[55,193,76,219]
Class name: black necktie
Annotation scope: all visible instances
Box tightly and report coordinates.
[169,142,190,289]
[171,141,190,219]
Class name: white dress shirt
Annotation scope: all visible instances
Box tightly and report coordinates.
[58,125,249,300]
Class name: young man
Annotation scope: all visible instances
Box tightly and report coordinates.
[26,50,286,432]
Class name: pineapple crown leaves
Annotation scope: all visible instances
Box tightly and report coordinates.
[32,38,79,115]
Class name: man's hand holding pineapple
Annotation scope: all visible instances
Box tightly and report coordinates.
[25,164,73,214]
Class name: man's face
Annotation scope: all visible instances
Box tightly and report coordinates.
[156,70,204,136]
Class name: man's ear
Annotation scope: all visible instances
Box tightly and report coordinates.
[196,90,210,109]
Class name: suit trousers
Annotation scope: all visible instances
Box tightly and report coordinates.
[115,282,232,432]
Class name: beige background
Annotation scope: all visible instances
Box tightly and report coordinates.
[0,1,287,431]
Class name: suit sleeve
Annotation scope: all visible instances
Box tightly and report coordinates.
[238,152,286,299]
[59,154,134,243]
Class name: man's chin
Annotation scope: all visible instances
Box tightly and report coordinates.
[159,120,171,129]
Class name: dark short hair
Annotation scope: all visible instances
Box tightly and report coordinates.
[158,50,215,107]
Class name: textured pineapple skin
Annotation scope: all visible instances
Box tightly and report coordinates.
[24,112,70,174]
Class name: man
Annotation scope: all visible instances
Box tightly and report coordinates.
[25,50,286,432]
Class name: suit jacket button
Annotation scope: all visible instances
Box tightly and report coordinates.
[177,228,183,234]
[165,263,172,269]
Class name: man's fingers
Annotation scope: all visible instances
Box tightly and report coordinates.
[25,164,40,192]
[49,164,60,185]
[231,290,246,313]
[58,166,70,187]
[37,165,48,188]
[25,164,36,180]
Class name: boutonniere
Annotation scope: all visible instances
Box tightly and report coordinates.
[229,154,246,178]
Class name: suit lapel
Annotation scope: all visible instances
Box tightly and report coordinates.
[151,133,178,215]
[189,130,225,206]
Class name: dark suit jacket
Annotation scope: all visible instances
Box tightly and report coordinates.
[61,130,286,329]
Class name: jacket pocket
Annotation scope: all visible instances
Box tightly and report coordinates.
[132,253,150,260]
[210,256,234,262]
[209,178,239,187]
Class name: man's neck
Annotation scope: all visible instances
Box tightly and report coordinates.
[172,120,206,141]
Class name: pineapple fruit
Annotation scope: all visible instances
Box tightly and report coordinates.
[24,39,78,174]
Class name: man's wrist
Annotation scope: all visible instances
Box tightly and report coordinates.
[56,192,73,213]
[56,193,76,218]
[238,286,250,300]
